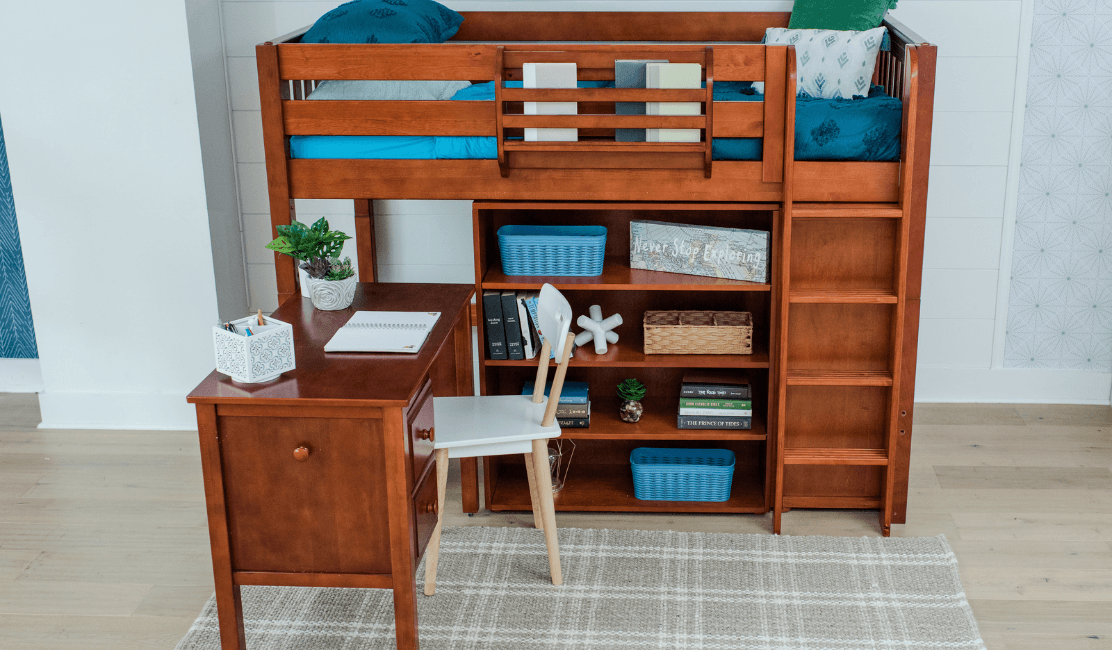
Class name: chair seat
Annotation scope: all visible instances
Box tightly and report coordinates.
[432,395,562,453]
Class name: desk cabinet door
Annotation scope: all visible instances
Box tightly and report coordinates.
[217,414,392,575]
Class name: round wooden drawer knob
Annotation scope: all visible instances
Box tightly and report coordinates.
[418,427,435,441]
[425,502,438,514]
[293,446,310,462]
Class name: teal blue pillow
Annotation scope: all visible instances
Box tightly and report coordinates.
[301,0,464,44]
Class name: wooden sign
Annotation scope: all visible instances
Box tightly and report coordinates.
[629,220,770,283]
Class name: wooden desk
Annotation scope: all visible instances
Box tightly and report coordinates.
[188,283,474,650]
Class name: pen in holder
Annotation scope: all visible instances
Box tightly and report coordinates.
[213,314,295,383]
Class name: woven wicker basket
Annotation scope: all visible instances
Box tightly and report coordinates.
[643,311,753,355]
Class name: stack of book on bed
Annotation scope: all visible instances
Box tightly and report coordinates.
[521,380,590,428]
[676,371,751,430]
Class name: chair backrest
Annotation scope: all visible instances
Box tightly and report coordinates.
[538,283,573,359]
[530,284,576,426]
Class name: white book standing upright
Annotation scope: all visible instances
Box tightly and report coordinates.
[323,311,441,353]
[524,62,578,142]
[646,63,702,143]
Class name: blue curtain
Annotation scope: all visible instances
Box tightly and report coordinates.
[0,115,38,358]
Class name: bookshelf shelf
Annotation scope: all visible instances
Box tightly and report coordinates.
[558,397,767,441]
[483,256,772,292]
[485,344,770,368]
[487,459,767,514]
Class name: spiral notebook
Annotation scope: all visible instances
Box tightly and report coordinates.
[324,311,441,353]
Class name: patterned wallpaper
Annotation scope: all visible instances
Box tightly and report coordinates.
[1004,0,1112,370]
[0,115,38,358]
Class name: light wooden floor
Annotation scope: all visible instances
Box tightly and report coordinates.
[0,393,1109,649]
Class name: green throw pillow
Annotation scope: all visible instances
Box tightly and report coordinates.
[788,0,898,31]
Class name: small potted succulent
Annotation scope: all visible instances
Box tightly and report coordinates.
[266,217,357,310]
[617,378,646,423]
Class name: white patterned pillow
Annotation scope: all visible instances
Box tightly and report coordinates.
[764,27,886,99]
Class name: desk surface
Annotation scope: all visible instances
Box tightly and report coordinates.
[188,283,474,407]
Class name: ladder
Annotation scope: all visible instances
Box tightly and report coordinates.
[772,49,920,537]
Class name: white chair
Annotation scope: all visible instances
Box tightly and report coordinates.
[424,283,575,594]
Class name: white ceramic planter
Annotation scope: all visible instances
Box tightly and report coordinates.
[298,267,311,297]
[307,274,357,310]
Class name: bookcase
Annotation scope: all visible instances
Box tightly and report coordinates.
[474,201,780,515]
[473,200,917,534]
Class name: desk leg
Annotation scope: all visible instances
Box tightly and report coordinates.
[195,404,248,649]
[384,407,420,650]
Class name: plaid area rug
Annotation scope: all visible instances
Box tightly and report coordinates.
[176,526,984,650]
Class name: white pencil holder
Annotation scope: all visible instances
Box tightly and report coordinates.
[213,315,296,383]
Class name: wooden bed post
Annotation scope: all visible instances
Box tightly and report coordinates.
[892,41,936,526]
[354,199,378,282]
[256,42,298,306]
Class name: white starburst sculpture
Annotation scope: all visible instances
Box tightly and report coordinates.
[574,305,623,354]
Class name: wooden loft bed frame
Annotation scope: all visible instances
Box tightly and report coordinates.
[257,11,935,302]
[255,11,937,535]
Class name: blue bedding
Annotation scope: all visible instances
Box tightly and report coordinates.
[287,81,901,162]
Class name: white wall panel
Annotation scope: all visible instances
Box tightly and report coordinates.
[934,57,1017,113]
[227,57,261,111]
[930,112,1014,167]
[926,166,1009,219]
[917,318,996,368]
[921,269,1000,320]
[923,218,1004,269]
[222,2,336,57]
[233,111,265,164]
[237,162,270,215]
[247,261,280,312]
[376,264,476,284]
[888,1,1022,57]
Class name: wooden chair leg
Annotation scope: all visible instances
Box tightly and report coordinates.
[531,439,562,586]
[423,448,450,596]
[523,451,544,530]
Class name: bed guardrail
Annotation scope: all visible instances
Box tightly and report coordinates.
[268,42,793,183]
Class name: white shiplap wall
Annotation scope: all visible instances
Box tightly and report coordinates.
[219,0,1104,402]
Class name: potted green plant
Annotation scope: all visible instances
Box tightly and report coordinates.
[617,378,646,423]
[266,218,357,310]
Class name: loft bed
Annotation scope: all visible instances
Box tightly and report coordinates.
[257,11,935,302]
[255,11,937,535]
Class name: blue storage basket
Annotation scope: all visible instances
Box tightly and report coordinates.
[630,447,735,502]
[497,225,607,277]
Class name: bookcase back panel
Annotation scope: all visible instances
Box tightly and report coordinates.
[789,218,897,292]
[783,385,888,449]
[786,303,893,371]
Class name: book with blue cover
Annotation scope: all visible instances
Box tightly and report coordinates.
[521,380,589,404]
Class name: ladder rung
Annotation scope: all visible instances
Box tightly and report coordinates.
[783,447,890,466]
[792,203,903,219]
[786,370,894,386]
[790,290,898,304]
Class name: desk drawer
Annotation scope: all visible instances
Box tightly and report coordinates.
[412,466,439,559]
[217,414,392,575]
[406,379,436,486]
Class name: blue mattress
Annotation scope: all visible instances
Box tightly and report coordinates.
[288,81,901,162]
